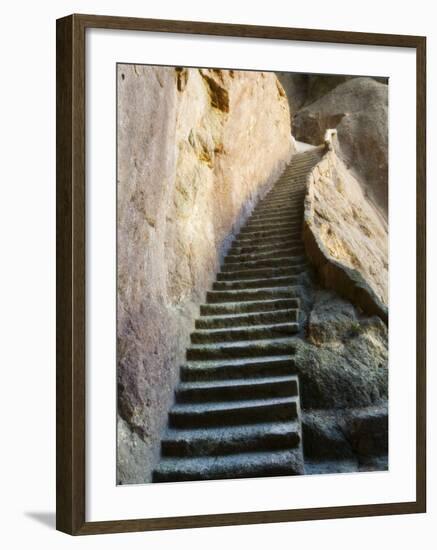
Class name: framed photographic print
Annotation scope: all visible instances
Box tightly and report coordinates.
[56,13,426,535]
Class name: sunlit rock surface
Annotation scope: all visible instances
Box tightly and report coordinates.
[303,136,388,322]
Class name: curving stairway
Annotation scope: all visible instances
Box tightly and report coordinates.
[152,148,323,482]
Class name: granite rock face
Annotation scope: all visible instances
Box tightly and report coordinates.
[292,77,388,216]
[117,65,293,483]
[277,73,387,116]
[302,405,388,470]
[297,289,388,474]
[303,136,388,321]
[294,290,388,411]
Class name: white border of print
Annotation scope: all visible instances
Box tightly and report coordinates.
[86,28,416,522]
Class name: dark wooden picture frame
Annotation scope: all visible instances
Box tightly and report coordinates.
[56,13,426,535]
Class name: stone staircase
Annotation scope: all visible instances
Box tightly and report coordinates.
[152,148,323,482]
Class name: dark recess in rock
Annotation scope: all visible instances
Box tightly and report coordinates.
[200,70,230,113]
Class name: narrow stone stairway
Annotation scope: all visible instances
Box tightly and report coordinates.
[153,148,323,483]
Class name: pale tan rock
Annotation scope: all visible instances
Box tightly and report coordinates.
[303,138,388,321]
[117,65,293,483]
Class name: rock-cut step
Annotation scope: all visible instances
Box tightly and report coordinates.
[206,285,300,303]
[190,322,299,344]
[168,396,299,428]
[251,211,302,223]
[233,230,302,242]
[216,264,306,281]
[227,248,304,263]
[250,206,303,219]
[221,256,306,272]
[225,249,303,264]
[195,308,299,329]
[153,448,304,482]
[180,355,298,381]
[234,232,303,247]
[264,184,307,196]
[257,196,306,209]
[160,420,301,457]
[175,375,299,403]
[239,220,302,235]
[242,220,302,234]
[262,192,306,204]
[228,240,304,255]
[200,297,300,316]
[212,275,300,290]
[255,193,305,206]
[186,337,299,360]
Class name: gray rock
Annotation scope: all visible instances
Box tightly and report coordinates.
[304,459,359,475]
[358,455,388,472]
[303,144,388,317]
[293,77,388,215]
[302,411,355,459]
[276,74,388,118]
[341,404,389,457]
[304,75,388,106]
[301,405,388,473]
[293,291,388,410]
[117,417,152,484]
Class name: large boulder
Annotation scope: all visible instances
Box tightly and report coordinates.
[303,137,388,317]
[117,65,294,483]
[342,405,389,457]
[276,73,387,120]
[302,405,388,470]
[293,290,388,410]
[304,75,388,106]
[293,77,388,216]
[295,284,388,474]
[302,411,355,460]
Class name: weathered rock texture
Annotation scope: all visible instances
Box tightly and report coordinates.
[292,77,388,216]
[303,132,388,322]
[277,73,387,116]
[302,404,388,472]
[117,65,293,484]
[296,287,388,474]
[295,290,388,410]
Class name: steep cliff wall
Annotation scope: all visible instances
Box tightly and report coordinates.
[117,65,294,483]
